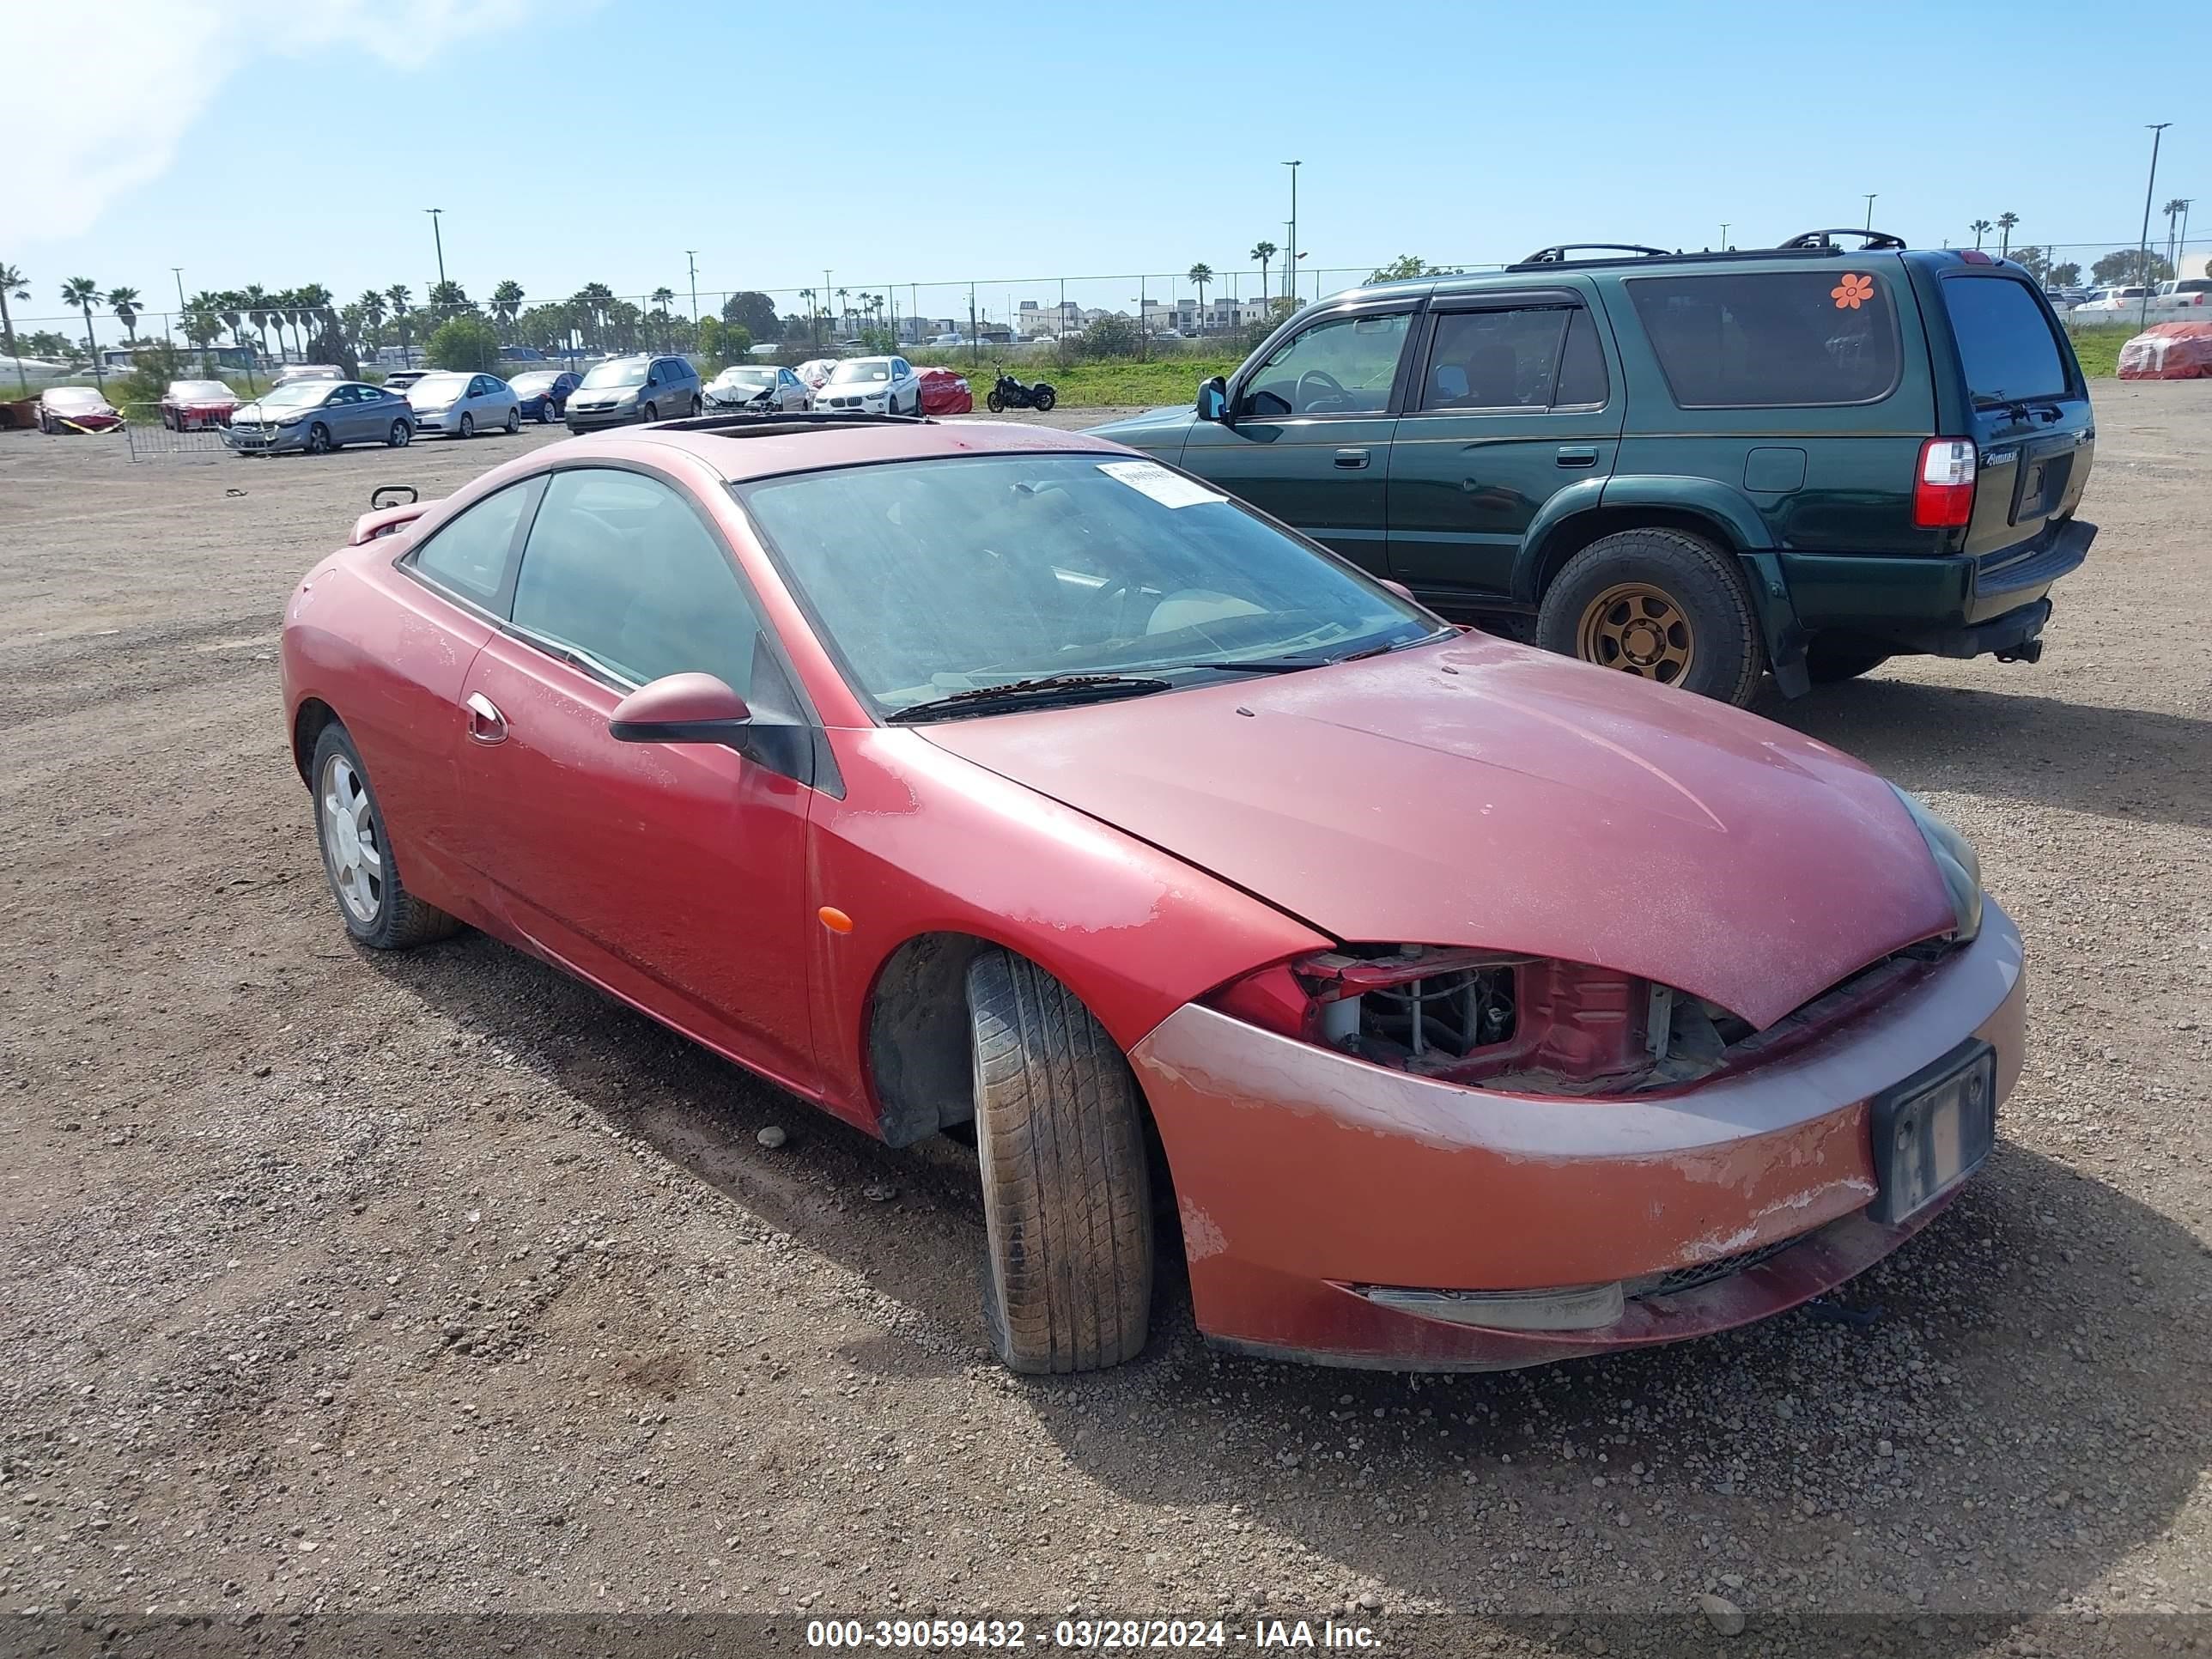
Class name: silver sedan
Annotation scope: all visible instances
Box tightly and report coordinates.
[404,371,522,439]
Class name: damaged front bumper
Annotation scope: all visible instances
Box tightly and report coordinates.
[1128,904,2025,1371]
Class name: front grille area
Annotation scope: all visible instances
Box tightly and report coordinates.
[1630,1233,1805,1301]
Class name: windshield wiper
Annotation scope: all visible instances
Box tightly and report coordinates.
[1172,630,1454,677]
[884,673,1172,724]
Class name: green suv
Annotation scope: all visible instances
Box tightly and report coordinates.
[1090,231,2095,704]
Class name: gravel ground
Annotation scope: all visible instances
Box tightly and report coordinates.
[1,393,2207,1657]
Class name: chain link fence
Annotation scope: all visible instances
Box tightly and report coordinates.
[8,236,2206,398]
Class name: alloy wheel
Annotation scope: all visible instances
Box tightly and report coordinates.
[319,753,383,925]
[1575,580,1696,685]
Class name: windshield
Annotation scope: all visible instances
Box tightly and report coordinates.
[46,387,105,410]
[829,360,890,384]
[256,383,327,408]
[408,374,471,402]
[171,380,233,398]
[580,360,648,388]
[715,368,774,386]
[738,453,1438,716]
[509,372,555,392]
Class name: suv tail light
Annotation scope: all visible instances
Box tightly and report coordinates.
[1914,438,1977,528]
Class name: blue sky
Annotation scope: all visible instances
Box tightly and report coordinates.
[11,0,2211,328]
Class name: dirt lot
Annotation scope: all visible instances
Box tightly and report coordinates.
[2,396,2208,1657]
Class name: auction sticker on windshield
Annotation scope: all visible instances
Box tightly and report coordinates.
[1097,459,1224,509]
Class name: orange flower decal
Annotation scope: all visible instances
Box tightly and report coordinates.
[1832,273,1875,310]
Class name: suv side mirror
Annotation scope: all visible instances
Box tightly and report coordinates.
[608,672,751,750]
[1196,375,1229,423]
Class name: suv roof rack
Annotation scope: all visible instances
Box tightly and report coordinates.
[650,409,933,438]
[1778,228,1908,252]
[1516,242,1672,266]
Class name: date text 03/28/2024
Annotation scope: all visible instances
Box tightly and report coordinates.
[804,1618,1382,1649]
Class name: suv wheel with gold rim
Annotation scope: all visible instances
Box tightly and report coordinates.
[1536,527,1765,706]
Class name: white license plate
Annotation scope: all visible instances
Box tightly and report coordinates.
[1868,1042,1997,1225]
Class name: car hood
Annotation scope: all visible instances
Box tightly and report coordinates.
[1085,404,1195,453]
[919,634,1957,1030]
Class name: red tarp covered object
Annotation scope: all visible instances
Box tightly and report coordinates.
[2116,322,2212,380]
[917,367,973,415]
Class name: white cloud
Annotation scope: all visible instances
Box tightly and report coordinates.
[11,0,537,244]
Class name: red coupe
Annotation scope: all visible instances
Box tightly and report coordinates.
[283,415,2022,1375]
[160,378,242,429]
[35,385,122,434]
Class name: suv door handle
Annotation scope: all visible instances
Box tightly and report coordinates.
[464,691,507,744]
[1556,446,1601,467]
[1334,448,1370,469]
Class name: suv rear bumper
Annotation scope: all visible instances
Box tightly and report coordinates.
[1771,517,2094,647]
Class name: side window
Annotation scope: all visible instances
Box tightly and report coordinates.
[1555,309,1609,406]
[1242,311,1411,417]
[407,481,533,609]
[1419,308,1569,410]
[1627,270,1901,407]
[511,468,761,696]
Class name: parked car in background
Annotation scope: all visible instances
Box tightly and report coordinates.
[382,369,428,393]
[500,347,548,364]
[702,364,811,413]
[564,354,702,430]
[228,380,412,455]
[508,368,581,423]
[816,355,923,416]
[793,358,837,390]
[2154,278,2212,310]
[273,363,344,386]
[916,366,972,415]
[2075,286,2149,313]
[159,379,241,430]
[283,416,2019,1377]
[1093,234,2094,706]
[35,386,122,434]
[405,372,523,439]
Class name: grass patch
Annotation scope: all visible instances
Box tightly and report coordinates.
[2064,324,2137,380]
[925,355,1237,409]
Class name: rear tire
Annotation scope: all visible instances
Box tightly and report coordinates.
[1805,633,1894,684]
[387,419,410,447]
[538,398,556,423]
[966,949,1153,1375]
[1536,527,1765,706]
[309,723,461,951]
[1034,386,1056,412]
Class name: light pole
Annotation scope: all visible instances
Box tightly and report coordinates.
[685,250,699,331]
[1864,193,1877,231]
[1719,222,1729,250]
[2136,124,2172,329]
[2181,199,2196,278]
[425,208,446,290]
[171,267,186,350]
[1282,160,1301,305]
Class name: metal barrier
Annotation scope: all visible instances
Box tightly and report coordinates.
[120,404,229,462]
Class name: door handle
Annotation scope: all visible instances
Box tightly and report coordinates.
[464,691,507,744]
[1334,448,1370,469]
[1556,446,1601,468]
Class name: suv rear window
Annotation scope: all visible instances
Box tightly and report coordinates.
[1626,270,1899,407]
[1942,276,2069,404]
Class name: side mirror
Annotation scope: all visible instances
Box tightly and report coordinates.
[1379,579,1417,604]
[608,672,751,749]
[1195,375,1230,423]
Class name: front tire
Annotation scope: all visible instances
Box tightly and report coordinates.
[966,949,1153,1375]
[458,412,475,439]
[641,402,658,423]
[1806,633,1893,684]
[538,398,556,423]
[1536,527,1764,706]
[305,422,332,455]
[310,724,460,951]
[986,391,1005,412]
[504,406,520,434]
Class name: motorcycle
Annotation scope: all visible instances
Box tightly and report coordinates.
[986,373,1056,414]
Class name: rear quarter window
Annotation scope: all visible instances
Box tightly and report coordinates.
[1941,276,2070,404]
[1626,270,1900,407]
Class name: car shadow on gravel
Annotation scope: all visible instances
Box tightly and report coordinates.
[1764,678,2212,832]
[366,938,2208,1650]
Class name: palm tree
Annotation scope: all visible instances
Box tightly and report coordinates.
[489,279,524,337]
[1970,219,1992,251]
[799,286,817,348]
[1,263,29,392]
[1995,212,2019,257]
[835,286,850,335]
[238,284,276,362]
[59,276,104,381]
[106,286,143,346]
[294,283,334,357]
[357,289,388,349]
[650,286,675,349]
[386,284,413,362]
[1187,263,1213,329]
[182,293,226,352]
[2164,198,2189,274]
[1249,241,1277,301]
[213,290,246,352]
